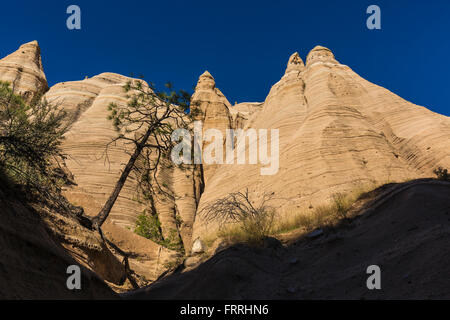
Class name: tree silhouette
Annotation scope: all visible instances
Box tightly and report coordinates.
[89,80,192,229]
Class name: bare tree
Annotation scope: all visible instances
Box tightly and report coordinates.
[200,189,275,242]
[89,80,192,229]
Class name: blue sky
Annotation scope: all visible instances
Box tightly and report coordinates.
[0,0,449,115]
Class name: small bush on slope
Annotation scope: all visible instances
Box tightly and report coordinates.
[134,211,184,252]
[200,189,275,246]
[434,167,449,181]
[134,212,164,242]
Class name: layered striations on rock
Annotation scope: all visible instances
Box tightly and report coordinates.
[50,73,201,251]
[229,102,263,129]
[192,46,450,240]
[2,40,449,263]
[45,73,132,125]
[56,73,146,228]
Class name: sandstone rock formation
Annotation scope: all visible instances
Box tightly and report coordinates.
[41,45,450,250]
[1,41,449,288]
[190,71,233,184]
[45,70,204,250]
[48,73,146,228]
[229,102,263,129]
[0,42,193,289]
[45,72,202,253]
[45,73,132,125]
[191,46,450,240]
[0,41,48,100]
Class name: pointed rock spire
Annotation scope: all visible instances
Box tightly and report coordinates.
[200,70,213,78]
[0,40,48,100]
[191,70,230,111]
[192,70,231,106]
[306,45,338,66]
[285,52,305,73]
[195,70,216,91]
[190,70,232,183]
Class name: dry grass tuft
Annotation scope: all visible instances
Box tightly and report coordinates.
[273,183,379,235]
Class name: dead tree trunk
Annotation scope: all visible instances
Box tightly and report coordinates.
[90,126,154,228]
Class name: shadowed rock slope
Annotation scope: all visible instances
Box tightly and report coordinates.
[0,186,117,299]
[125,179,450,299]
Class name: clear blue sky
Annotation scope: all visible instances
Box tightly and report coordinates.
[1,0,449,116]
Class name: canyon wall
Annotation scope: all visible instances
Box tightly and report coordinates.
[1,41,449,253]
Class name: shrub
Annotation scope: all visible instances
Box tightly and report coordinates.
[332,192,351,219]
[200,189,275,245]
[134,212,184,252]
[134,212,164,243]
[240,209,275,245]
[434,167,449,181]
[0,81,68,198]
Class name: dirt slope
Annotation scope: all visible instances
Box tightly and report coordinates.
[125,179,450,299]
[0,187,117,299]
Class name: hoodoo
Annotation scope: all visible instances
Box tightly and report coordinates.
[0,41,48,100]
